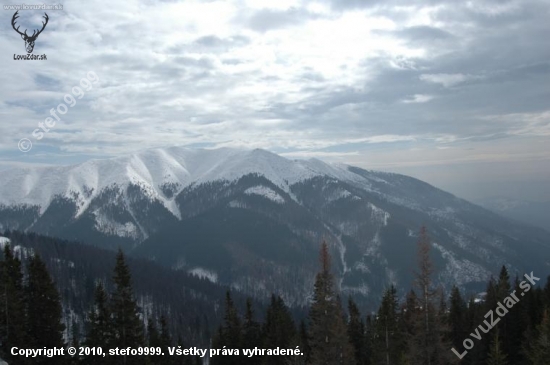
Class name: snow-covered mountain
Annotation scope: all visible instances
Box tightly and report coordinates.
[0,147,361,217]
[1,147,549,307]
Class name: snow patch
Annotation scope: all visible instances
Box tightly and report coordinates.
[328,188,352,202]
[354,261,371,273]
[0,237,33,260]
[343,284,370,296]
[244,186,285,204]
[93,212,141,240]
[433,243,492,285]
[188,267,218,283]
[228,200,247,209]
[365,232,382,258]
[368,203,390,226]
[0,237,10,248]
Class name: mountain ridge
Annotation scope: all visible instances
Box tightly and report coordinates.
[1,146,549,308]
[0,147,366,217]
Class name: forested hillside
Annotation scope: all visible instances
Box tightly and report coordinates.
[1,228,549,364]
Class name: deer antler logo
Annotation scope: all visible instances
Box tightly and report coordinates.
[11,11,49,54]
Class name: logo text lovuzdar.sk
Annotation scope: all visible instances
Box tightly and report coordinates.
[11,10,49,60]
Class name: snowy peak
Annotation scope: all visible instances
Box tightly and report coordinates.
[0,147,364,217]
[1,147,550,307]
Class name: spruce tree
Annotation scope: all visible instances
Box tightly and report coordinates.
[463,296,486,364]
[496,266,511,299]
[526,309,550,365]
[372,286,404,365]
[407,227,453,365]
[262,294,296,365]
[147,317,162,365]
[210,328,225,365]
[158,315,176,365]
[308,241,354,365]
[448,286,466,350]
[364,315,373,365]
[69,320,81,365]
[84,282,113,361]
[0,245,28,364]
[298,320,311,365]
[242,298,261,365]
[211,291,243,365]
[347,298,367,365]
[505,276,526,364]
[25,254,66,365]
[402,290,418,336]
[496,266,511,360]
[487,329,508,365]
[110,250,145,365]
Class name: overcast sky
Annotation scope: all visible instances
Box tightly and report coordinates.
[1,0,549,202]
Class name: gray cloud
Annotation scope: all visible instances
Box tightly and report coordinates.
[244,8,322,32]
[1,0,549,201]
[376,26,454,46]
[193,34,250,49]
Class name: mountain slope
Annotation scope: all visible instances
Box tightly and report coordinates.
[0,231,269,346]
[480,196,550,232]
[1,147,549,307]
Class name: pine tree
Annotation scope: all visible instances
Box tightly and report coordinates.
[84,282,113,364]
[463,296,487,364]
[487,329,508,365]
[364,315,374,365]
[347,298,367,365]
[485,277,498,310]
[242,298,261,365]
[402,290,418,335]
[25,254,66,365]
[211,291,243,365]
[0,245,28,364]
[407,227,453,365]
[496,266,511,299]
[110,250,145,365]
[372,286,404,365]
[505,276,526,364]
[70,320,81,365]
[262,294,297,365]
[496,266,511,360]
[297,320,311,365]
[308,241,354,365]
[526,309,550,365]
[158,315,176,365]
[210,328,225,365]
[147,317,162,365]
[448,286,466,350]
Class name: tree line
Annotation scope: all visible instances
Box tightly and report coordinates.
[1,226,550,364]
[211,227,550,365]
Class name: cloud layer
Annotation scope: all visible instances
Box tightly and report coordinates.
[1,0,549,200]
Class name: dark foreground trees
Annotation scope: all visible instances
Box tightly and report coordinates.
[0,247,66,365]
[0,245,27,364]
[3,228,550,365]
[309,242,354,365]
[406,226,454,365]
